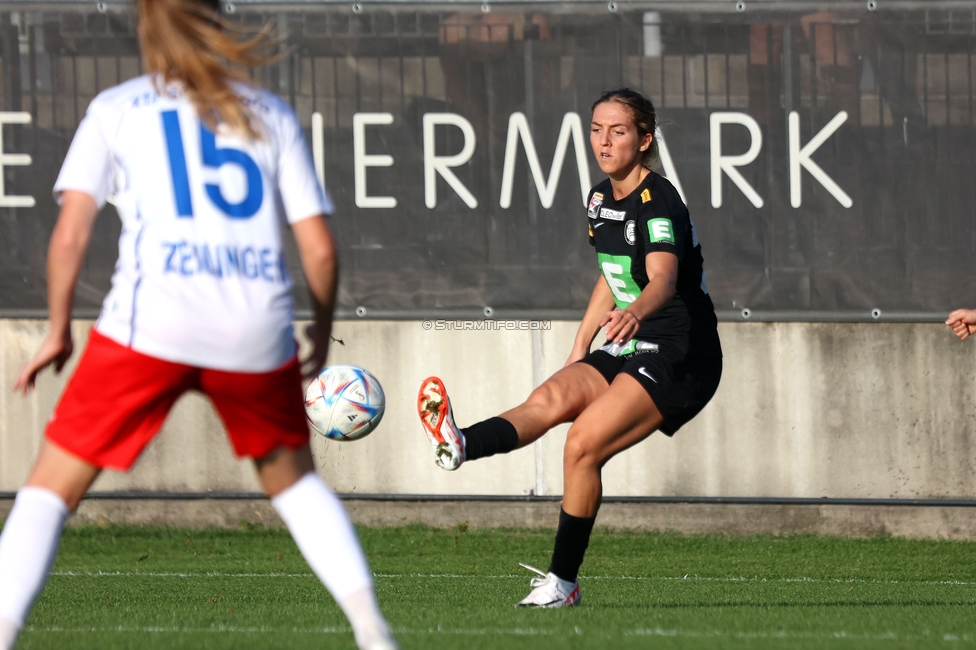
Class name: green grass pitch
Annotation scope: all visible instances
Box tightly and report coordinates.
[14,523,976,649]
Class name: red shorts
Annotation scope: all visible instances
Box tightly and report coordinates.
[46,329,310,471]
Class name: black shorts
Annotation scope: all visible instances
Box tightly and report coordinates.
[579,348,722,436]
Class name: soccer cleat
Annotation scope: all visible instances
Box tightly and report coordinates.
[516,563,581,608]
[417,376,466,470]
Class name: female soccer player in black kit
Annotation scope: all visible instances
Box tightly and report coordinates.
[418,88,722,607]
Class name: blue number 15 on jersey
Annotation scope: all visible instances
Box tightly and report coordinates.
[161,109,264,219]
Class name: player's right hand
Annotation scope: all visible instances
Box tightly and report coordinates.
[946,309,976,341]
[13,331,74,396]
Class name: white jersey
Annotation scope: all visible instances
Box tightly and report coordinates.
[54,75,332,372]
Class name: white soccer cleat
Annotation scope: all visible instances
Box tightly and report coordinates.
[516,563,581,608]
[417,376,466,470]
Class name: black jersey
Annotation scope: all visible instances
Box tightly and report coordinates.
[587,172,722,360]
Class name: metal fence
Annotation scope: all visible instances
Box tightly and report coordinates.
[2,2,975,319]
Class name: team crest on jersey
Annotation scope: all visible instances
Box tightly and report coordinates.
[624,220,636,245]
[640,188,652,203]
[599,208,627,221]
[587,192,604,219]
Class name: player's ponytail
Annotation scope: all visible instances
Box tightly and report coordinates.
[591,88,660,169]
[137,0,276,139]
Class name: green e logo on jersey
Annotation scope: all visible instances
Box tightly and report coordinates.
[648,218,675,243]
[598,253,640,308]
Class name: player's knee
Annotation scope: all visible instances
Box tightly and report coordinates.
[563,429,600,470]
[254,444,314,497]
[64,493,84,512]
[525,382,563,414]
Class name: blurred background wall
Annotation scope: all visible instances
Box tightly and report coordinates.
[2,319,974,502]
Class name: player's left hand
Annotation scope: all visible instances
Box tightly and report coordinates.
[600,308,640,347]
[301,322,330,378]
[13,331,74,396]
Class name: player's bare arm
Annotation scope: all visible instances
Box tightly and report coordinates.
[13,190,98,396]
[566,276,616,366]
[292,214,338,377]
[947,309,976,341]
[600,250,678,345]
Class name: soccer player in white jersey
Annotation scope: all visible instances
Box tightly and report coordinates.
[0,1,397,649]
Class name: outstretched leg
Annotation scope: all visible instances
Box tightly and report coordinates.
[499,363,609,448]
[256,444,396,650]
[0,442,101,650]
[418,363,609,470]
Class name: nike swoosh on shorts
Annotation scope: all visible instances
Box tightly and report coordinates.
[638,367,657,383]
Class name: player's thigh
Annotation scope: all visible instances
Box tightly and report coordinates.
[200,357,310,462]
[564,373,665,468]
[44,329,195,473]
[525,361,610,422]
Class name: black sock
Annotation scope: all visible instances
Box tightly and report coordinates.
[548,508,596,583]
[461,417,519,461]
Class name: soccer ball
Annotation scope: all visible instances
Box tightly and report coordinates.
[304,365,385,441]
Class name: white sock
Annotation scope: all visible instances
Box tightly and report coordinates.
[271,473,390,645]
[338,588,394,648]
[0,618,20,650]
[0,487,69,647]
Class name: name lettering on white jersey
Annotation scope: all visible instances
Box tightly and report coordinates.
[162,242,288,283]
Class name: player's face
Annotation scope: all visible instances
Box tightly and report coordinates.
[590,102,652,178]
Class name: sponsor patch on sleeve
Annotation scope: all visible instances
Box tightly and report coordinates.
[647,217,675,243]
[587,192,604,219]
[640,188,652,203]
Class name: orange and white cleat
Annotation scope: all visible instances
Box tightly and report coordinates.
[417,376,466,471]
